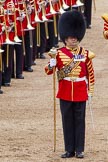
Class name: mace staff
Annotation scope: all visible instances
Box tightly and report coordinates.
[48,47,57,152]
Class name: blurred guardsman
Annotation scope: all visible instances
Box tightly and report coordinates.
[45,0,59,51]
[24,0,34,72]
[64,0,84,11]
[36,0,47,59]
[10,0,25,79]
[102,13,108,39]
[83,0,92,28]
[2,0,14,87]
[30,0,37,65]
[0,23,3,93]
[64,0,77,9]
[45,10,95,159]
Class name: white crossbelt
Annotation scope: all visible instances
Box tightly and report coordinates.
[63,76,87,82]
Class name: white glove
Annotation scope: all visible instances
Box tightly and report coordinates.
[50,58,56,67]
[2,26,5,32]
[7,26,12,32]
[17,17,23,22]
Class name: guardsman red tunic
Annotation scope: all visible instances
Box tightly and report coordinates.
[14,2,24,37]
[64,0,76,6]
[45,46,95,101]
[3,0,15,42]
[102,13,108,39]
[16,1,27,32]
[0,15,5,44]
[0,23,3,45]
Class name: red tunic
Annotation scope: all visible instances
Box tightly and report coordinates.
[45,46,95,102]
[102,14,108,39]
[0,16,5,44]
[64,0,76,6]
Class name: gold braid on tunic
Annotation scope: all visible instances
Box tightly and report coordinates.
[102,13,108,39]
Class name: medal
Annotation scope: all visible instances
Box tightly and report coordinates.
[73,54,85,62]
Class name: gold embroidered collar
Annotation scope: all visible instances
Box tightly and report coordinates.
[66,46,80,55]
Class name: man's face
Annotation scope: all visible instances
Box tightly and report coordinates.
[65,37,79,48]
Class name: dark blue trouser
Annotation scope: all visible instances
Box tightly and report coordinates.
[60,99,86,153]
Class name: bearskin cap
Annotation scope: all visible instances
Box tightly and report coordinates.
[58,10,86,43]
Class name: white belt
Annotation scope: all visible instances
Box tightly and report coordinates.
[63,76,87,82]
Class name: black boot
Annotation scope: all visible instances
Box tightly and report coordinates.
[40,53,46,59]
[0,89,3,94]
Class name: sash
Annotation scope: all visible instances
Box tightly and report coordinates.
[57,47,82,81]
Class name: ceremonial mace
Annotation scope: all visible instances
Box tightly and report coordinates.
[48,47,57,152]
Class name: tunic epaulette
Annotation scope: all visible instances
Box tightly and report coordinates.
[88,51,95,59]
[101,13,108,22]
